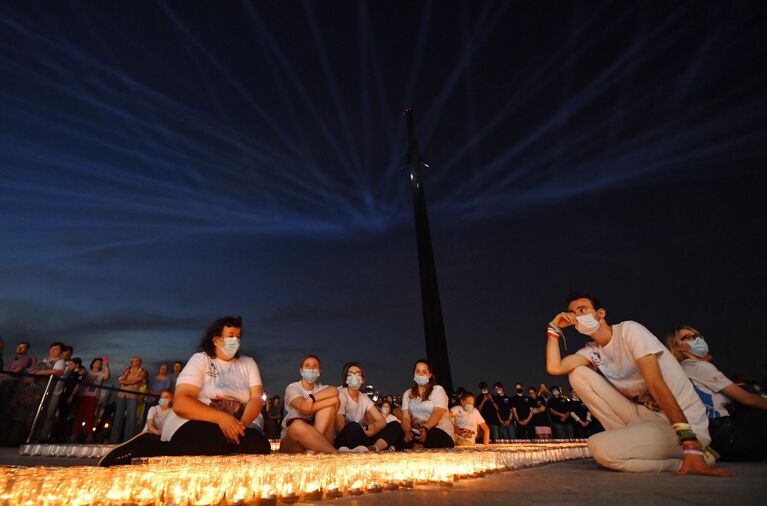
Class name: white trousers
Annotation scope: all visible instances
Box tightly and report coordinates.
[569,366,687,472]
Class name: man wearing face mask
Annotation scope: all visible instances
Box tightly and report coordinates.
[493,382,514,441]
[546,292,731,476]
[477,381,500,442]
[510,383,533,439]
[547,386,575,439]
[334,362,403,452]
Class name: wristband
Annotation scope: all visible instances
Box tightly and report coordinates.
[673,423,703,454]
[547,324,567,350]
[309,394,316,402]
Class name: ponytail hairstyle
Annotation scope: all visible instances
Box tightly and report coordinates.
[409,359,437,400]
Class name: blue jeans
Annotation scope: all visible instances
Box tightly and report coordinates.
[111,396,138,443]
[490,423,515,441]
[552,422,575,439]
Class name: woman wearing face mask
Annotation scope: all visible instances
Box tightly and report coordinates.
[380,400,400,424]
[280,354,340,453]
[145,389,174,435]
[99,316,270,466]
[400,359,455,449]
[450,392,490,446]
[666,326,767,461]
[334,362,404,452]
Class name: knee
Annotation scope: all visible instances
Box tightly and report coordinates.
[288,420,310,436]
[568,366,594,392]
[587,432,625,471]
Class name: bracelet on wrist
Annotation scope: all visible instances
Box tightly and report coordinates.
[308,394,316,402]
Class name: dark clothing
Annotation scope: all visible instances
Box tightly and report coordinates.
[708,405,767,462]
[422,427,455,449]
[510,394,532,421]
[478,393,499,426]
[494,394,513,423]
[334,421,403,449]
[530,397,550,427]
[569,400,595,438]
[547,396,570,421]
[168,420,270,455]
[265,402,282,439]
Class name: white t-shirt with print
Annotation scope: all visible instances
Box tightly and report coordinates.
[401,385,454,440]
[144,405,172,432]
[161,352,262,441]
[81,371,105,398]
[281,381,330,437]
[575,321,710,445]
[680,359,733,419]
[450,405,485,439]
[338,387,375,424]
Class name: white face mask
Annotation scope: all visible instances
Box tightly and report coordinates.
[218,337,240,358]
[463,403,474,413]
[346,373,363,390]
[414,374,430,386]
[158,398,170,408]
[575,314,601,336]
[381,407,390,415]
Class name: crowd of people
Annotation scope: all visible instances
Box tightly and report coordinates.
[1,293,766,478]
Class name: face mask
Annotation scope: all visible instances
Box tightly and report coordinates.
[575,313,601,336]
[381,407,390,415]
[463,404,474,413]
[552,390,560,398]
[516,388,523,395]
[480,389,488,395]
[218,337,240,358]
[301,369,320,383]
[689,337,709,358]
[346,373,363,390]
[158,398,169,408]
[414,375,430,386]
[495,389,503,395]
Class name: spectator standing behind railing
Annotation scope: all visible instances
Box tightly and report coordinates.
[28,342,66,441]
[110,356,147,443]
[70,357,110,442]
[170,361,184,391]
[53,358,85,441]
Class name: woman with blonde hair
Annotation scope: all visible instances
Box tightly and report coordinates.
[666,325,767,461]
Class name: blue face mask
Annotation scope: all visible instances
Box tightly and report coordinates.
[301,369,320,383]
[689,337,709,358]
[413,375,430,386]
[346,373,363,390]
[218,337,240,358]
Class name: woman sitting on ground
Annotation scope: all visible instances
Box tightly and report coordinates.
[334,362,403,452]
[144,389,174,436]
[450,392,490,446]
[99,316,270,466]
[400,359,455,449]
[280,354,339,453]
[666,325,767,461]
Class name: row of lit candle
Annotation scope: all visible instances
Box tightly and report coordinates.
[1,442,589,505]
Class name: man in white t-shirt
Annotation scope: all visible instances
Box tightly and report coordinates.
[30,342,67,441]
[546,292,731,476]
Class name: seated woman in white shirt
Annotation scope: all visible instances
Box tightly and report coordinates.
[667,325,767,461]
[334,362,404,452]
[280,355,340,453]
[450,392,490,446]
[98,316,270,466]
[380,400,400,424]
[400,359,455,449]
[144,389,174,435]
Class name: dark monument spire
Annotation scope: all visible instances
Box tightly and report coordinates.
[404,107,454,395]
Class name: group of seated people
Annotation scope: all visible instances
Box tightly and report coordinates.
[100,297,766,478]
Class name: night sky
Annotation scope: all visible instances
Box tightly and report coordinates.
[1,1,766,396]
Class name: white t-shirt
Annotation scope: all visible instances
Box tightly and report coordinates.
[81,371,105,398]
[161,352,262,441]
[144,405,172,432]
[576,321,710,445]
[450,405,486,440]
[338,387,376,424]
[680,359,733,419]
[281,381,329,437]
[384,413,400,424]
[401,385,454,440]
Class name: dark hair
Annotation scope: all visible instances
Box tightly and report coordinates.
[478,381,488,389]
[173,360,183,367]
[49,342,64,350]
[550,385,560,391]
[198,316,242,358]
[409,359,437,401]
[493,382,504,389]
[300,354,321,368]
[528,386,536,392]
[71,357,82,366]
[160,388,174,396]
[566,291,603,310]
[460,391,475,401]
[515,383,523,389]
[61,345,73,354]
[19,341,30,349]
[89,358,103,370]
[341,362,364,386]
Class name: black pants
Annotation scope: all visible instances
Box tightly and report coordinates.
[398,427,455,450]
[515,423,534,439]
[168,420,271,456]
[709,406,767,462]
[334,421,404,449]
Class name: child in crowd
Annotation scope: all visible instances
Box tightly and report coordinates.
[450,392,490,446]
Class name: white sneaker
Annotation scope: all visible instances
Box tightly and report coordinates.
[337,446,352,453]
[351,445,369,453]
